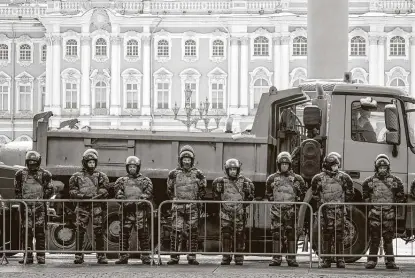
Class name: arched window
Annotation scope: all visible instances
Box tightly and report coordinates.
[126,39,138,57]
[390,77,406,87]
[184,39,196,57]
[293,36,307,56]
[19,44,31,61]
[95,81,107,109]
[212,40,224,57]
[253,78,269,108]
[351,36,366,56]
[96,38,107,56]
[0,44,8,61]
[157,39,169,57]
[66,39,77,56]
[292,78,305,87]
[253,36,269,56]
[390,36,405,56]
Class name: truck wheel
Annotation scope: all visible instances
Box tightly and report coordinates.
[312,206,369,263]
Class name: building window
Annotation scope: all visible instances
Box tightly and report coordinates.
[211,83,224,109]
[19,85,31,111]
[0,84,8,111]
[96,38,107,57]
[185,82,197,108]
[390,36,405,56]
[253,36,269,56]
[293,36,307,56]
[66,39,77,57]
[351,36,366,56]
[184,40,196,57]
[157,82,169,109]
[40,85,45,111]
[0,44,8,61]
[212,40,224,57]
[95,81,107,109]
[19,44,31,61]
[157,39,169,57]
[126,83,139,109]
[65,83,77,109]
[126,39,139,57]
[253,78,269,108]
[41,45,47,62]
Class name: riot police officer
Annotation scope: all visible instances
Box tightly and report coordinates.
[69,150,110,264]
[363,154,405,270]
[265,152,306,267]
[166,145,207,265]
[115,156,153,265]
[14,151,54,264]
[212,158,255,266]
[311,153,354,268]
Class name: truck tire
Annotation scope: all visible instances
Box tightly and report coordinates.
[312,206,369,263]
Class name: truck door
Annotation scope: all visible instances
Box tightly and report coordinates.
[342,95,408,190]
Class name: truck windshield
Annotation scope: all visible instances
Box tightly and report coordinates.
[405,102,415,147]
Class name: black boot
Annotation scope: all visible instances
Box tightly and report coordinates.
[115,227,130,265]
[74,229,85,264]
[287,241,299,267]
[269,236,282,266]
[19,251,33,264]
[167,231,181,265]
[365,238,380,269]
[95,232,108,264]
[187,228,199,265]
[221,233,232,265]
[234,232,244,266]
[35,231,46,264]
[320,233,332,268]
[335,235,345,268]
[138,228,153,265]
[384,241,399,270]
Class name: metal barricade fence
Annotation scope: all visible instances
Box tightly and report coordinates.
[157,200,314,267]
[0,199,28,265]
[317,202,414,264]
[19,199,154,264]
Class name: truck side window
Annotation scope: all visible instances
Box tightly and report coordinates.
[351,101,388,144]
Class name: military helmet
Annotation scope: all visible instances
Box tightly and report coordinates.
[179,145,195,160]
[224,158,241,170]
[277,152,292,164]
[83,148,99,158]
[125,156,141,174]
[327,152,342,167]
[25,151,41,167]
[82,152,98,169]
[375,154,390,169]
[322,154,340,171]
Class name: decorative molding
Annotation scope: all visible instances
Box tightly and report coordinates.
[182,32,199,63]
[123,31,141,62]
[62,30,81,63]
[350,67,369,84]
[386,66,409,87]
[0,34,11,67]
[81,35,92,46]
[179,68,201,107]
[90,8,111,32]
[250,28,272,61]
[153,67,173,111]
[386,27,409,61]
[154,29,172,63]
[249,67,273,109]
[16,35,33,67]
[289,67,307,87]
[121,68,143,110]
[272,36,281,46]
[91,29,110,63]
[15,71,34,112]
[207,67,227,110]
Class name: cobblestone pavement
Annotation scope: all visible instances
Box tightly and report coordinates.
[0,255,414,278]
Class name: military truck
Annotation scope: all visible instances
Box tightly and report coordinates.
[1,82,414,261]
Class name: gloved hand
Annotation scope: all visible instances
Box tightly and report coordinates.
[83,193,95,199]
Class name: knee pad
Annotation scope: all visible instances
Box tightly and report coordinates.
[272,232,281,241]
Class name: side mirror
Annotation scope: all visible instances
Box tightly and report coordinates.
[385,104,399,132]
[303,105,322,130]
[360,97,378,111]
[385,131,399,145]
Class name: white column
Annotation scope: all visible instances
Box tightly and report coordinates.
[51,35,61,116]
[377,36,385,86]
[142,35,151,115]
[280,36,290,89]
[229,37,239,114]
[273,36,281,89]
[369,35,378,85]
[44,35,53,110]
[307,0,348,79]
[411,36,415,97]
[239,36,249,115]
[110,35,121,116]
[80,35,91,116]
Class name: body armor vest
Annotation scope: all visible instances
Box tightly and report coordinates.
[221,177,244,212]
[174,171,199,200]
[272,174,297,209]
[22,172,44,208]
[371,177,394,210]
[78,173,97,197]
[124,178,143,200]
[321,173,345,203]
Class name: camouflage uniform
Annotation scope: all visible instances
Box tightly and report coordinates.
[14,151,54,264]
[311,153,354,268]
[69,150,110,264]
[363,154,405,270]
[166,145,207,265]
[212,159,255,265]
[266,152,307,267]
[115,156,153,265]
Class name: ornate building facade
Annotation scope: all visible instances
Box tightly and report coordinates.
[0,0,415,140]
